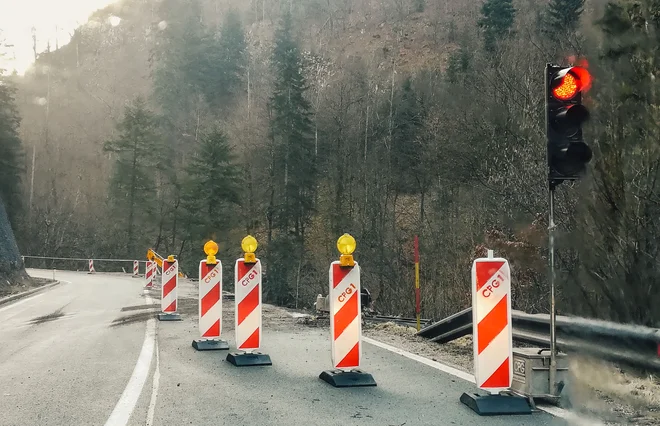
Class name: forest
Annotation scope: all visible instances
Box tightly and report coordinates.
[0,0,658,326]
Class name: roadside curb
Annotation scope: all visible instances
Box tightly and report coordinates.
[0,280,61,308]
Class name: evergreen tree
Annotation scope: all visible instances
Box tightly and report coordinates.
[390,78,425,193]
[545,0,585,33]
[446,47,471,84]
[104,97,162,255]
[204,10,247,106]
[181,129,241,242]
[270,11,316,235]
[0,73,23,222]
[478,0,516,51]
[152,0,209,133]
[267,11,316,306]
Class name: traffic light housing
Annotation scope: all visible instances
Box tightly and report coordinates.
[545,64,592,188]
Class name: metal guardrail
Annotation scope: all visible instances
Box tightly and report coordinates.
[314,295,431,328]
[363,314,432,328]
[417,307,660,371]
[417,307,473,343]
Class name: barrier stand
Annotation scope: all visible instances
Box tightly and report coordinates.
[159,255,182,321]
[226,235,272,367]
[145,261,154,288]
[460,250,531,415]
[320,234,376,388]
[133,260,140,277]
[88,259,95,274]
[193,240,229,351]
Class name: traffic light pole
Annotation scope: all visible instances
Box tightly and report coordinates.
[548,184,558,397]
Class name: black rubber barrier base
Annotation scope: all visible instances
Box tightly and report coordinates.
[460,392,532,416]
[192,339,230,351]
[319,369,377,388]
[158,313,182,321]
[226,351,272,367]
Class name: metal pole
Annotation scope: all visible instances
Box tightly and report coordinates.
[549,185,557,395]
[414,235,421,332]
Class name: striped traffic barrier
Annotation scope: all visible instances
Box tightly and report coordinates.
[88,259,95,274]
[192,241,229,351]
[460,250,531,415]
[226,236,271,366]
[145,261,154,288]
[133,260,140,277]
[320,234,376,387]
[158,255,181,321]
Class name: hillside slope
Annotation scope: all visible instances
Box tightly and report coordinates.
[0,196,26,287]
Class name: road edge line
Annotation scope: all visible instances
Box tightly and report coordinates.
[145,339,160,426]
[363,336,602,423]
[0,280,61,308]
[362,336,475,383]
[104,291,156,426]
[0,281,65,314]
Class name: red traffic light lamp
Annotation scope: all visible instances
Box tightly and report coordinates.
[550,66,592,101]
[546,64,593,188]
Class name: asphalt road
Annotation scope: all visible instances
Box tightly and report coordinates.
[0,270,570,426]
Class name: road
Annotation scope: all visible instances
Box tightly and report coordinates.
[0,270,570,426]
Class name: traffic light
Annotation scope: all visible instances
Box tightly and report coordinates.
[545,64,592,188]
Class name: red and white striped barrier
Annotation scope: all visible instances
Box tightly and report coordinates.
[145,261,154,288]
[226,239,271,366]
[192,259,229,350]
[235,259,262,351]
[329,261,362,369]
[460,254,530,415]
[319,233,375,387]
[133,260,139,277]
[159,257,181,320]
[471,255,512,391]
[88,259,95,274]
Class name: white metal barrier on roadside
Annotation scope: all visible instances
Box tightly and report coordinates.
[22,256,150,275]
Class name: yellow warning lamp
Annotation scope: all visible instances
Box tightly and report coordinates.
[204,240,219,264]
[337,233,356,267]
[167,254,175,262]
[242,235,258,264]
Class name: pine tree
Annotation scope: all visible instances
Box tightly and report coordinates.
[0,74,23,222]
[152,0,208,132]
[446,47,471,83]
[266,11,317,306]
[181,129,241,242]
[545,0,585,33]
[478,0,516,51]
[104,97,162,255]
[206,9,247,106]
[391,78,425,193]
[270,11,316,235]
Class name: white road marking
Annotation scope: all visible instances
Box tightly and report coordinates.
[363,336,604,423]
[104,292,156,426]
[0,281,68,315]
[145,339,160,426]
[363,336,475,383]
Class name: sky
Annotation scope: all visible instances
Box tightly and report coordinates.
[0,0,119,74]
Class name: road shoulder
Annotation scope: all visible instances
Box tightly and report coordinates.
[0,278,60,307]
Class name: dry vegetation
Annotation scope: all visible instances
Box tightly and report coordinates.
[8,0,660,330]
